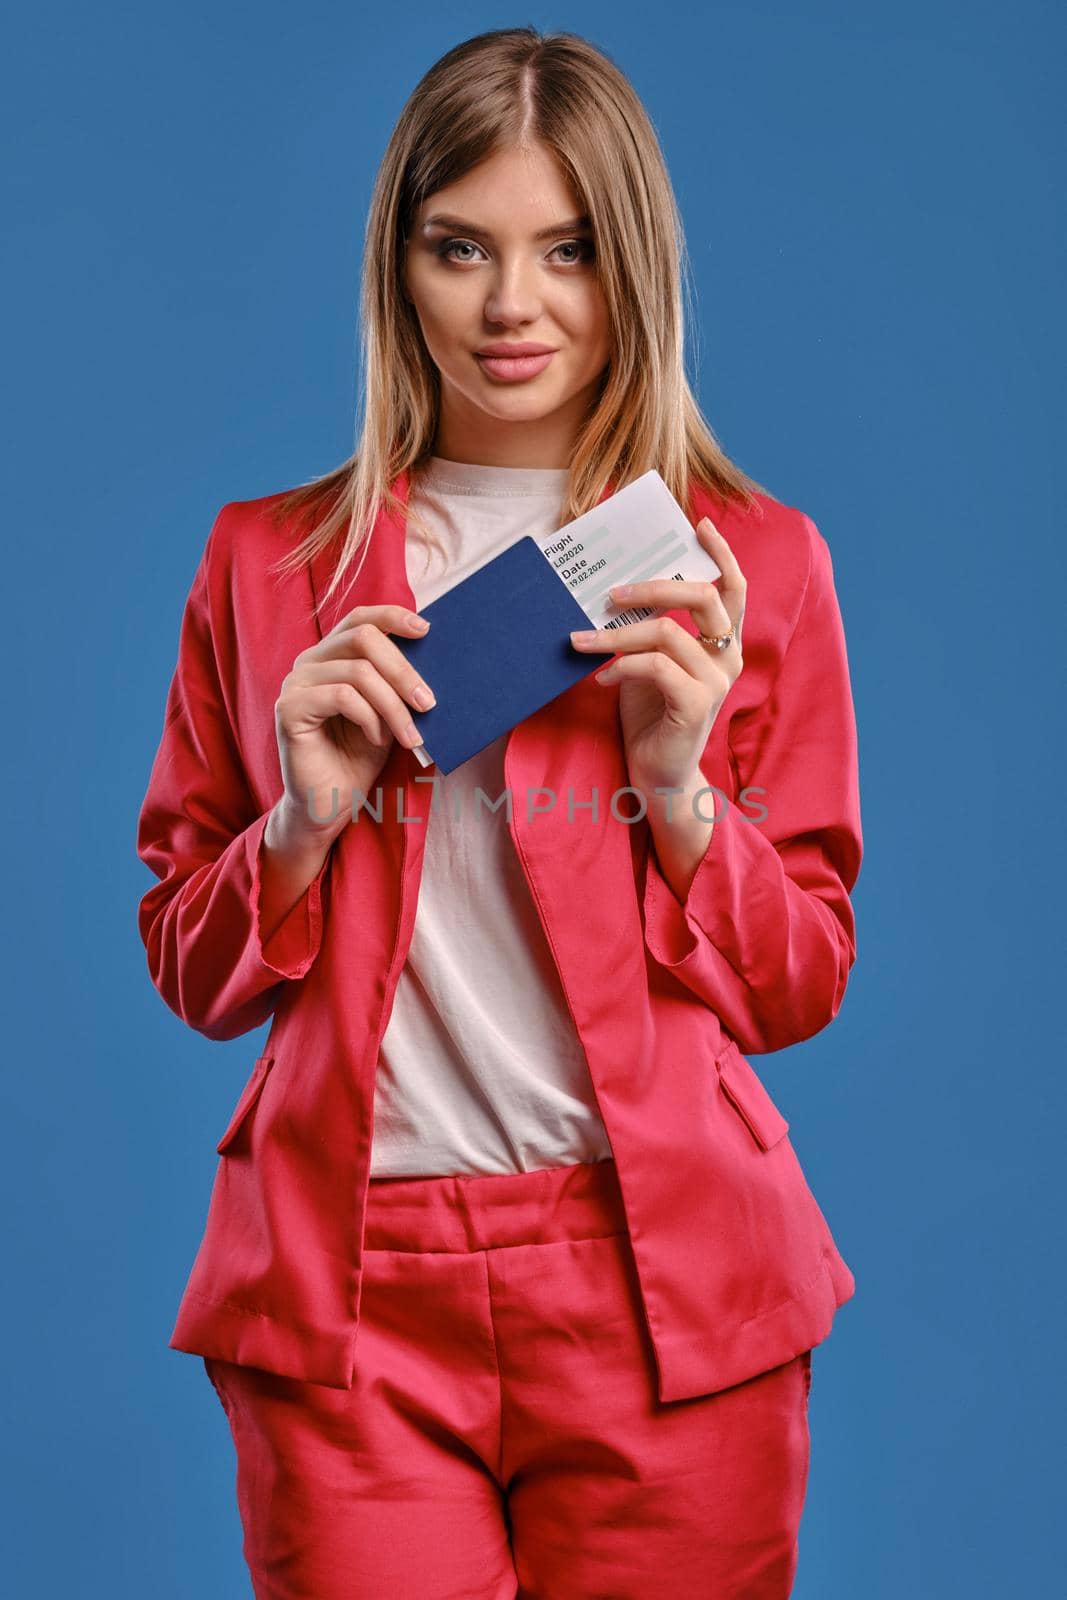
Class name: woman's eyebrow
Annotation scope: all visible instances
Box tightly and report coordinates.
[420,213,592,241]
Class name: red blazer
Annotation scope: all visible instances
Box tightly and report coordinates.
[137,469,863,1403]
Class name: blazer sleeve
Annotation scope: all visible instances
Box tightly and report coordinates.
[641,516,863,1055]
[136,510,332,1041]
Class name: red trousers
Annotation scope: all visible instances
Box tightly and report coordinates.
[203,1157,813,1599]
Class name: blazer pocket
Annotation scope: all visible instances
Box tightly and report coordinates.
[715,1041,790,1151]
[215,1054,274,1155]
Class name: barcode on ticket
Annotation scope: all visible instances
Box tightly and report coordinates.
[603,606,654,629]
[601,573,686,629]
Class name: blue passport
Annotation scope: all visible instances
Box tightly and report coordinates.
[395,534,602,775]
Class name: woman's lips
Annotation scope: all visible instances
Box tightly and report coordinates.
[474,350,556,382]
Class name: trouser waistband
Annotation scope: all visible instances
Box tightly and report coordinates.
[363,1156,628,1253]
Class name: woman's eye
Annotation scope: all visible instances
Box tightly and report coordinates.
[552,239,595,264]
[437,238,483,263]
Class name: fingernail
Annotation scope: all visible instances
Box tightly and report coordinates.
[570,629,597,642]
[610,584,633,599]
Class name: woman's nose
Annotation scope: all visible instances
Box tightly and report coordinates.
[482,260,544,323]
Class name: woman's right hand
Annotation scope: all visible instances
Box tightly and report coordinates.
[272,604,435,845]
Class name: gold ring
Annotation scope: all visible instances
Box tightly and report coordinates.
[697,628,735,652]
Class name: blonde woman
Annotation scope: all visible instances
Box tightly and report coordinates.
[138,25,863,1600]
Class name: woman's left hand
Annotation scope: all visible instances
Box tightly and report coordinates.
[569,517,746,797]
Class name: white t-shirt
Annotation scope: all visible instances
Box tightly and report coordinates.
[370,456,615,1178]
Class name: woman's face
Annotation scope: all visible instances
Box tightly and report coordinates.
[403,141,613,467]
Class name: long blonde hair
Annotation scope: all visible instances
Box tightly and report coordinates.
[266,25,770,619]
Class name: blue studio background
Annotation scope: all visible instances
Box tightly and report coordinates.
[3,2,1062,1594]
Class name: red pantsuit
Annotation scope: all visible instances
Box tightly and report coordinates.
[138,470,861,1594]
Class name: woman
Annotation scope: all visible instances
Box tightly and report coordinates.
[137,26,863,1600]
